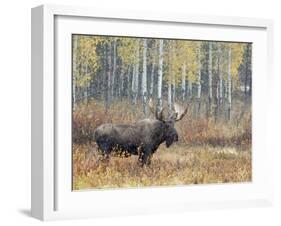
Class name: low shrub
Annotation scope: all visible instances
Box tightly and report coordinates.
[73,98,251,148]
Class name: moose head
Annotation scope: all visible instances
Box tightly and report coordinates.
[148,98,188,148]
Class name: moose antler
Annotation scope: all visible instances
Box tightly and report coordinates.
[173,102,188,122]
[148,98,155,114]
[148,98,165,122]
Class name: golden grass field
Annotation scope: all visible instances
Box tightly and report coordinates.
[73,143,251,190]
[72,100,252,190]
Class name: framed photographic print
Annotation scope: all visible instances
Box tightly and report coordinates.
[31,4,274,221]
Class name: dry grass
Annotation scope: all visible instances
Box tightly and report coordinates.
[72,99,252,190]
[73,143,251,190]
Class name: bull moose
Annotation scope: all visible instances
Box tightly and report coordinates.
[94,100,188,166]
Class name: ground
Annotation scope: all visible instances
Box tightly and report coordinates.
[73,143,251,190]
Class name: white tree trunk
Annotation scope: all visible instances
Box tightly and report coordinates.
[103,46,108,110]
[224,82,228,98]
[168,43,172,112]
[196,43,201,116]
[132,42,139,105]
[157,39,163,111]
[83,64,89,104]
[181,63,186,101]
[168,79,172,112]
[172,71,176,106]
[244,44,250,97]
[150,60,155,98]
[227,47,232,120]
[111,38,117,99]
[197,44,201,99]
[216,81,219,101]
[218,44,223,105]
[132,65,137,105]
[72,35,78,110]
[107,43,112,108]
[172,42,176,107]
[215,81,220,121]
[127,66,131,97]
[119,67,124,98]
[131,65,135,94]
[136,42,139,95]
[142,39,148,116]
[188,80,193,99]
[208,42,213,113]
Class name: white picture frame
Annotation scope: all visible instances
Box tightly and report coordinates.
[31,4,274,221]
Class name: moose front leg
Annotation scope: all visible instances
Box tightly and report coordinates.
[95,141,113,165]
[95,147,111,165]
[138,148,152,167]
[147,153,153,165]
